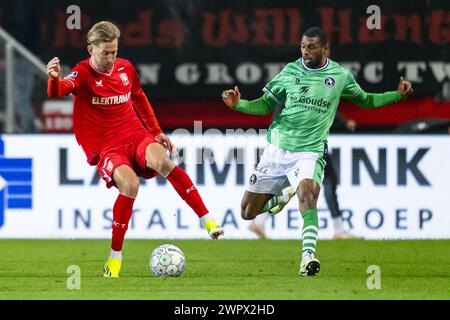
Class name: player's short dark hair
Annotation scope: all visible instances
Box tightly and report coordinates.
[303,27,328,45]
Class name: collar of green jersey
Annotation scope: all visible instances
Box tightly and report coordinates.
[299,58,330,71]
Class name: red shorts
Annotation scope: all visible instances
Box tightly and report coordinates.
[96,129,161,188]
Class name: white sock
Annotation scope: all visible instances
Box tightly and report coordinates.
[254,212,270,226]
[109,249,122,260]
[332,216,344,234]
[302,252,314,260]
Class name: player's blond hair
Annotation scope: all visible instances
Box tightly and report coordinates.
[87,21,121,45]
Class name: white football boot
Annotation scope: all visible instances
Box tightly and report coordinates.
[299,253,321,276]
[268,186,296,215]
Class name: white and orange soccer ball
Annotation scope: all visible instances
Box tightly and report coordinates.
[150,244,186,277]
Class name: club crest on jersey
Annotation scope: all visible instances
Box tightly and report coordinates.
[324,77,335,88]
[65,71,78,80]
[120,73,129,86]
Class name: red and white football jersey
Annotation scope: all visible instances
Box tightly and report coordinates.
[48,57,162,164]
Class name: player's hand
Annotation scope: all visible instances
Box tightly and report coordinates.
[397,76,413,99]
[222,86,241,109]
[155,133,177,155]
[47,57,61,78]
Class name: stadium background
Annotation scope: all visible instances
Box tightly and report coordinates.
[0,0,449,240]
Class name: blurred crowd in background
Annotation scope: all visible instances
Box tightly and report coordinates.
[0,0,448,134]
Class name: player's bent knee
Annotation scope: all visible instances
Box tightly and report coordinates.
[241,205,256,220]
[150,156,174,176]
[119,178,139,197]
[146,149,175,175]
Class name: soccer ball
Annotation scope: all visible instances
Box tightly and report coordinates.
[150,244,186,277]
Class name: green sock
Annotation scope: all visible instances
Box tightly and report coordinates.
[260,195,279,213]
[301,209,319,259]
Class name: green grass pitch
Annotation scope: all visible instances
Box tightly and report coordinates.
[0,239,448,300]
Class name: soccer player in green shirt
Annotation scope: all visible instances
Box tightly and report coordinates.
[222,26,413,276]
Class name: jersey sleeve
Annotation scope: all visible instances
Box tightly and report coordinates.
[127,61,163,136]
[341,71,363,99]
[62,66,82,93]
[262,65,288,104]
[341,69,402,108]
[349,90,402,109]
[235,93,277,115]
[47,64,81,98]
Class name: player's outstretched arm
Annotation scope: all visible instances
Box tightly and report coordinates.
[132,91,162,135]
[221,86,276,116]
[350,76,413,109]
[131,92,177,155]
[46,57,75,98]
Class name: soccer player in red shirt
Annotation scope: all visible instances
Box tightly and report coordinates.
[47,21,224,278]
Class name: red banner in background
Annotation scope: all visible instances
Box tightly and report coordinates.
[20,0,449,99]
[4,0,446,131]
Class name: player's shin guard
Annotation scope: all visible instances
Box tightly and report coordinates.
[166,166,208,218]
[111,194,135,251]
[301,209,319,258]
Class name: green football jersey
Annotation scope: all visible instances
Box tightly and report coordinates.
[263,58,362,153]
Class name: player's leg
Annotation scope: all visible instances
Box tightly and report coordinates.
[104,164,139,278]
[244,144,297,218]
[323,156,344,235]
[241,191,274,220]
[323,154,341,218]
[265,185,296,215]
[242,188,296,219]
[243,145,296,239]
[297,178,321,276]
[248,212,271,239]
[323,155,360,240]
[241,192,274,238]
[144,142,224,239]
[286,152,325,276]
